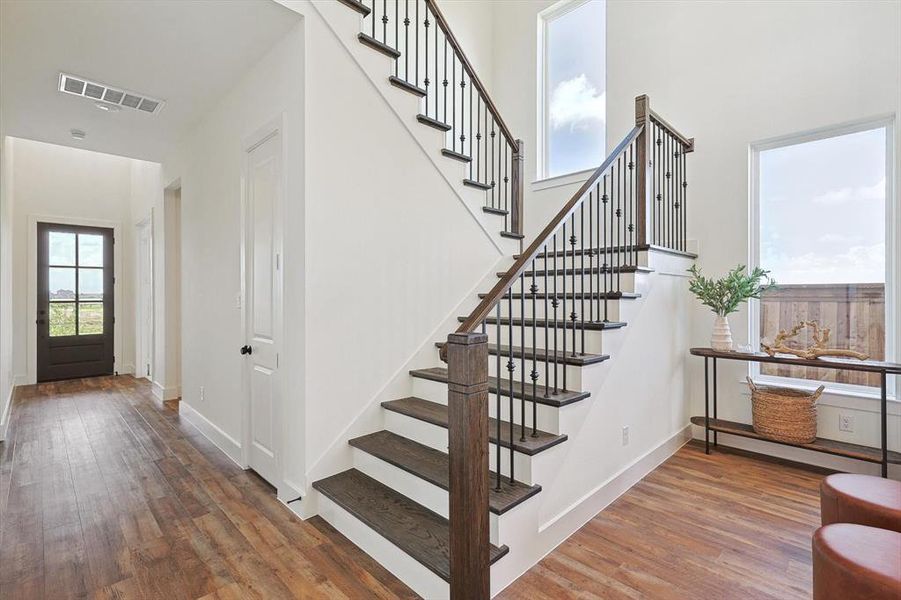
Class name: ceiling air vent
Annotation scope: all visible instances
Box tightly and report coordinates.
[58,73,165,115]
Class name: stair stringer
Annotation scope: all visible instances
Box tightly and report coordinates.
[277,0,519,256]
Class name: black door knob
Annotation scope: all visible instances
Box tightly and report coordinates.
[240,345,253,355]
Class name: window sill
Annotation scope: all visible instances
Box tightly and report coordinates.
[532,168,595,192]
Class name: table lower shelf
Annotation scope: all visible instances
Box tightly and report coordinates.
[690,416,901,465]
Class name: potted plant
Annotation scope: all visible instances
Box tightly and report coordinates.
[687,264,775,352]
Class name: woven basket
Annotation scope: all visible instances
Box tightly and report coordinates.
[747,377,823,444]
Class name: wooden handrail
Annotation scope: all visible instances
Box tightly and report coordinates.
[425,0,517,149]
[454,125,644,335]
[649,110,694,151]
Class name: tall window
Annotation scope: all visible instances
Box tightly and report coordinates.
[752,122,892,389]
[538,0,606,180]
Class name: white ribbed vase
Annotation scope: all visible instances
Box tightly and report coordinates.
[711,315,733,352]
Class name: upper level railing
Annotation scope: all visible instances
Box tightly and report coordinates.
[444,95,693,598]
[351,0,524,234]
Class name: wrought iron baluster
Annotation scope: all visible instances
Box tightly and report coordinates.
[506,288,515,484]
[530,260,538,437]
[495,302,502,492]
[561,221,567,390]
[519,273,526,442]
[580,203,586,355]
[468,76,473,180]
[403,0,408,79]
[443,38,448,128]
[602,175,609,322]
[589,189,594,325]
[682,145,688,251]
[569,214,577,359]
[543,248,550,399]
[423,8,430,114]
[459,69,466,156]
[552,233,559,394]
[414,0,419,86]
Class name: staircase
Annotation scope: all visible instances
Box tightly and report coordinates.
[313,1,697,598]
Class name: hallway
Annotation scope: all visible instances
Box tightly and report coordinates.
[0,376,416,599]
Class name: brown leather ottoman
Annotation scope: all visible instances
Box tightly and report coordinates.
[813,524,901,600]
[820,474,901,533]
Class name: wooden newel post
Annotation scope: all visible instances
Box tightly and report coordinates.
[446,331,490,599]
[511,139,525,238]
[634,95,652,247]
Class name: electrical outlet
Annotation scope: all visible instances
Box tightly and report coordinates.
[839,414,854,433]
[200,386,205,403]
[622,426,630,446]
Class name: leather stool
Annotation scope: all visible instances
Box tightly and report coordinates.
[812,523,901,600]
[820,474,901,533]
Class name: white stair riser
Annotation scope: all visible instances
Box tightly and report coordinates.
[316,494,449,599]
[351,447,507,546]
[507,271,638,294]
[482,325,607,355]
[383,410,539,485]
[498,297,624,323]
[411,377,564,434]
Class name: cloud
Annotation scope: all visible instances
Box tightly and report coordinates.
[549,75,605,132]
[764,242,885,284]
[812,178,885,205]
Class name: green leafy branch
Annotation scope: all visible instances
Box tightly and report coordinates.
[687,264,776,317]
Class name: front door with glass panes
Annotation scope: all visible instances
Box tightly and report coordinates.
[36,223,114,382]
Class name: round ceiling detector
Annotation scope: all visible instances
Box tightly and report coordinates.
[70,129,86,140]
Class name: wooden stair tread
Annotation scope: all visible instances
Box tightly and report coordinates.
[464,179,493,191]
[498,265,652,277]
[349,431,541,515]
[313,469,509,582]
[501,231,524,240]
[690,417,901,464]
[417,114,452,132]
[358,33,401,59]
[434,342,609,366]
[389,76,427,97]
[441,148,472,163]
[381,397,568,455]
[482,206,508,216]
[337,0,371,16]
[478,291,640,301]
[462,315,627,332]
[411,366,589,407]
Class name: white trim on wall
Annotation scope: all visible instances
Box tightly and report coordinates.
[25,214,125,384]
[748,114,898,402]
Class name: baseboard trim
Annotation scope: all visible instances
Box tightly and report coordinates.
[0,384,14,442]
[151,381,181,405]
[540,424,692,532]
[178,401,243,468]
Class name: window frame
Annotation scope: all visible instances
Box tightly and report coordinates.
[748,115,897,400]
[536,0,606,184]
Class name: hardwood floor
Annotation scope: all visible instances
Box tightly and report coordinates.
[0,376,417,600]
[498,441,825,600]
[1,376,827,600]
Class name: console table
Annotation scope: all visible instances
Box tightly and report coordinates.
[689,347,901,477]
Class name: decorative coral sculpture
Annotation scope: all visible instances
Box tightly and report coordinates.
[761,320,870,361]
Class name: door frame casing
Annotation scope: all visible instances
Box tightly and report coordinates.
[135,214,154,381]
[27,214,124,384]
[240,115,287,491]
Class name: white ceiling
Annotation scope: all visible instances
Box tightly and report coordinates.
[0,0,301,161]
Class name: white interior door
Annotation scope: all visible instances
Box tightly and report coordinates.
[244,130,282,487]
[137,219,153,380]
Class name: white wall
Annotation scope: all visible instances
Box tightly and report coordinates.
[490,0,901,467]
[7,138,159,382]
[0,136,14,439]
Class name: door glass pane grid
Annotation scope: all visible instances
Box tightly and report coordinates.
[47,230,105,337]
